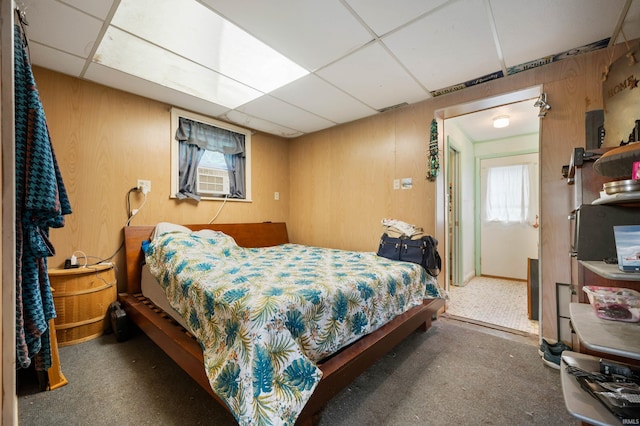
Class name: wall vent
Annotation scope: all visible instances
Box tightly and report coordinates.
[377,102,408,113]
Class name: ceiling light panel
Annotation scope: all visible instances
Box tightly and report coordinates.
[383,0,502,92]
[490,0,626,68]
[109,0,308,94]
[201,0,373,71]
[345,0,448,36]
[94,27,262,108]
[317,42,428,111]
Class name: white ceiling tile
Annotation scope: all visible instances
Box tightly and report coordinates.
[317,42,429,111]
[60,0,116,19]
[22,0,103,58]
[201,0,373,71]
[384,0,502,92]
[222,110,304,138]
[29,42,87,77]
[620,0,640,41]
[236,96,336,134]
[345,0,448,36]
[270,75,377,124]
[84,63,232,118]
[491,0,626,68]
[19,0,636,138]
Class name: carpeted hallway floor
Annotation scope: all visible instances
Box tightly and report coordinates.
[17,317,576,425]
[446,276,539,335]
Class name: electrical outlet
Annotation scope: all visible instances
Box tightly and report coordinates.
[393,179,400,190]
[274,192,280,200]
[137,179,151,194]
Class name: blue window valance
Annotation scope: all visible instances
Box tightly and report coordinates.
[176,117,245,155]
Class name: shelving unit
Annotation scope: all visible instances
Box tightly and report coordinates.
[591,191,640,205]
[579,261,640,281]
[563,140,640,425]
[562,304,640,426]
[569,303,640,360]
[561,352,623,426]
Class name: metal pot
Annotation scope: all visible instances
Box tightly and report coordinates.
[603,179,640,195]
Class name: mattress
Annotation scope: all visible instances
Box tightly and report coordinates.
[141,264,191,331]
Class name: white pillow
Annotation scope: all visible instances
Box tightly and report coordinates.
[194,229,239,248]
[150,222,192,240]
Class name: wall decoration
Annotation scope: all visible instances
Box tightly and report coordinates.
[602,41,639,147]
[430,38,609,97]
[427,119,439,181]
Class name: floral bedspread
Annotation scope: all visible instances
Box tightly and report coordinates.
[145,229,441,425]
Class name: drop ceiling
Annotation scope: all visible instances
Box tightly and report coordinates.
[17,0,640,139]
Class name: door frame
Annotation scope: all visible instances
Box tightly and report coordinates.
[447,140,462,287]
[2,0,18,423]
[435,86,542,295]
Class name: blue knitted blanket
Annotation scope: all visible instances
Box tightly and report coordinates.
[14,24,72,371]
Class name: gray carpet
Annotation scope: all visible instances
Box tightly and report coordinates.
[18,318,578,425]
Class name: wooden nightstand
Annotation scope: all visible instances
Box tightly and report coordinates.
[48,263,117,346]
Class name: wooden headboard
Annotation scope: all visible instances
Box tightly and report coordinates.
[123,222,289,294]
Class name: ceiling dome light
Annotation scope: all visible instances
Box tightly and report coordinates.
[493,115,510,128]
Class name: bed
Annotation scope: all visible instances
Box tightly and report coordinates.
[121,222,444,425]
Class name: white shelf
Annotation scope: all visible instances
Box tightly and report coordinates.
[561,352,622,426]
[592,191,640,205]
[569,303,640,360]
[579,260,640,281]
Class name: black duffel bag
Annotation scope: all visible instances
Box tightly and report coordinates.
[377,233,441,277]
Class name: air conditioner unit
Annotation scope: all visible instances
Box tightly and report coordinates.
[196,167,230,196]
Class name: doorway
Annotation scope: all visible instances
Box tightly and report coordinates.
[437,87,541,335]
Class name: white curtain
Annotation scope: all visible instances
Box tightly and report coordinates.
[485,164,531,223]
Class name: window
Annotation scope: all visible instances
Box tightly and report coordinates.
[485,164,530,223]
[170,108,251,201]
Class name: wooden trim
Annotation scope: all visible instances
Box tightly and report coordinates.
[47,320,68,390]
[3,3,17,422]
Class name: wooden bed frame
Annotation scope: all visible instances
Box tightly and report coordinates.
[121,222,444,425]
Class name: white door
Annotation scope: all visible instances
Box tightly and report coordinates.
[479,154,539,280]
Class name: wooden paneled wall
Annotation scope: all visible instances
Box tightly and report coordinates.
[33,67,290,292]
[290,42,632,340]
[34,39,633,341]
